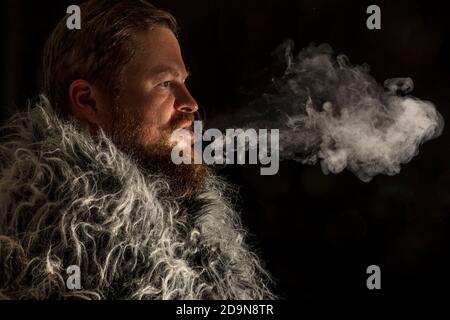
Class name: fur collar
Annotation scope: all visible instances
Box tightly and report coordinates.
[0,96,276,299]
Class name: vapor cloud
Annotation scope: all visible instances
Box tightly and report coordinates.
[209,40,445,182]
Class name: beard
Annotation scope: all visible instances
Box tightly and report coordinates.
[108,103,209,199]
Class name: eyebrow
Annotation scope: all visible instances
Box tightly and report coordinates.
[148,64,191,81]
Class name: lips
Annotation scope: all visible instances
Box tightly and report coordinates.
[169,121,194,144]
[180,121,194,139]
[180,121,193,131]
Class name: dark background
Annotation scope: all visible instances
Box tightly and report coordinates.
[1,0,450,302]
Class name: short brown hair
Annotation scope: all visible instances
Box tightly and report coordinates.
[42,0,177,117]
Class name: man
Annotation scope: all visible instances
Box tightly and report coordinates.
[0,0,276,299]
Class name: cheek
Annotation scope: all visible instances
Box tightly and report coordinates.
[139,93,175,127]
[132,94,176,144]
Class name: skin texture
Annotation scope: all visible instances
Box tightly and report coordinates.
[68,27,198,147]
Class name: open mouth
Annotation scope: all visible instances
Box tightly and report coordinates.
[169,121,195,147]
[181,121,193,132]
[180,121,194,140]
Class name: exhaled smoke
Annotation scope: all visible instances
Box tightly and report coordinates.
[209,40,445,181]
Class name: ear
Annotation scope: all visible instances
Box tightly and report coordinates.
[68,80,104,132]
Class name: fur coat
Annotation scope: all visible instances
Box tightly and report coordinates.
[0,96,276,300]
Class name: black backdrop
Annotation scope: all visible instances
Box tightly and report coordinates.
[1,0,450,302]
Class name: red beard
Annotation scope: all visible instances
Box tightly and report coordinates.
[109,105,209,198]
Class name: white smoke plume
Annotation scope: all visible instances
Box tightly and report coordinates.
[209,40,445,181]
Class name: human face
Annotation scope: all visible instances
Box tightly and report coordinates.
[105,27,208,197]
[110,27,198,149]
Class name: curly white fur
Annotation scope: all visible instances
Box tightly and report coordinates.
[0,96,276,300]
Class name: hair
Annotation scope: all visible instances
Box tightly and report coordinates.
[42,0,178,117]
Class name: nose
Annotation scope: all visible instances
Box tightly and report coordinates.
[174,84,198,114]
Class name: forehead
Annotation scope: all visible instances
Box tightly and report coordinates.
[128,27,186,75]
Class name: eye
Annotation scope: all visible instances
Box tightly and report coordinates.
[158,81,172,88]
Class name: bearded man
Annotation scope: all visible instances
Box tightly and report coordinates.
[0,0,276,299]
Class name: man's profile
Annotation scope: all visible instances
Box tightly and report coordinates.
[0,0,276,299]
